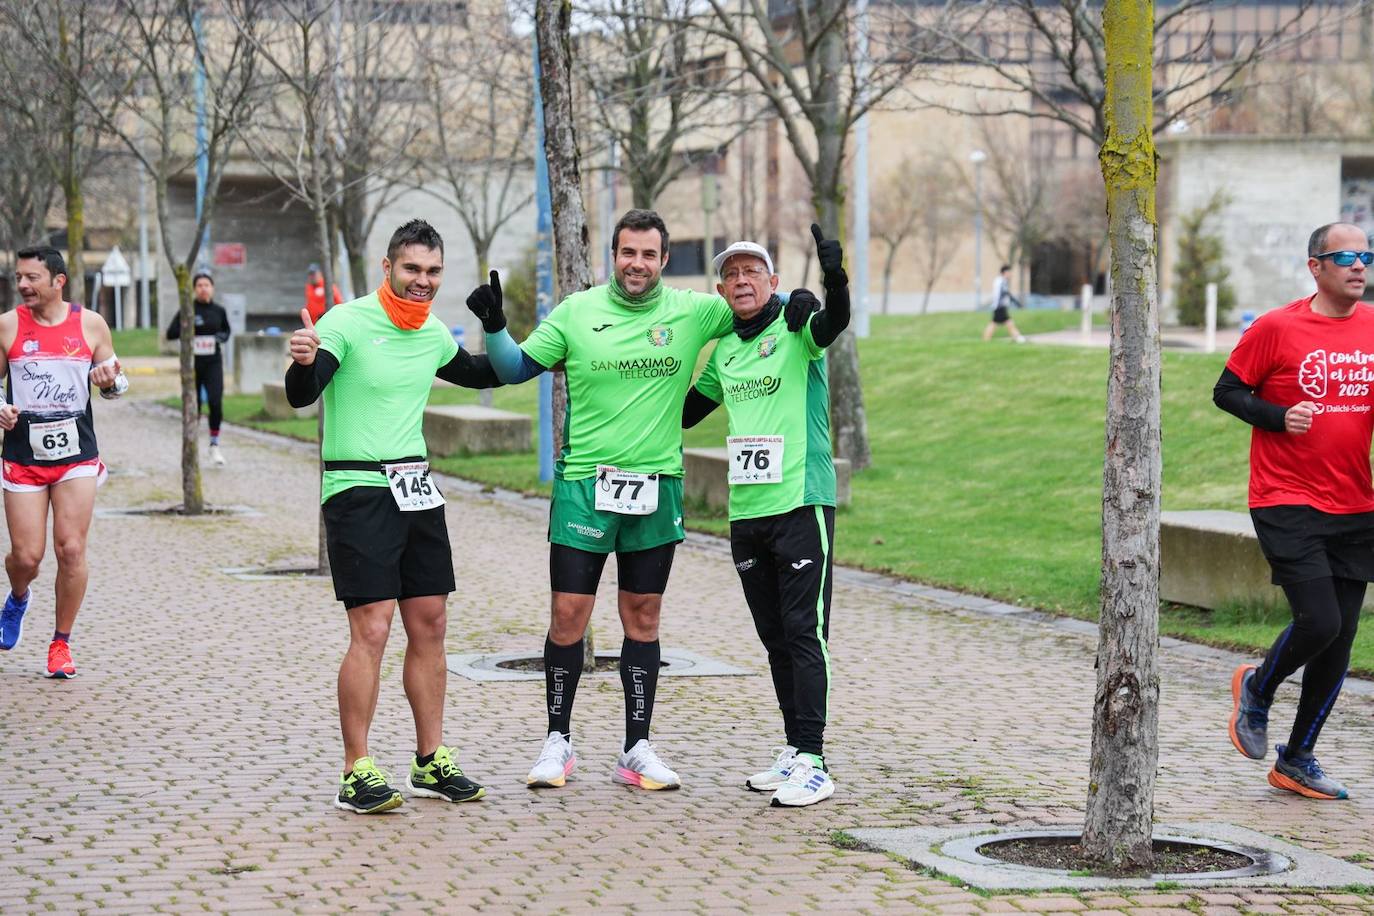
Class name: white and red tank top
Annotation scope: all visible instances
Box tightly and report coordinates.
[3,303,99,466]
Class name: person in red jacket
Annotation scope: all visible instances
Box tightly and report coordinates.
[305,263,343,323]
[1214,221,1371,801]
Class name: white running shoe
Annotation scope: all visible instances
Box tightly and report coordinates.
[770,755,834,807]
[746,745,798,792]
[527,731,576,787]
[613,739,681,790]
[210,443,226,466]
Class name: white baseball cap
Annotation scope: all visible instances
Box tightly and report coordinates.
[712,241,774,277]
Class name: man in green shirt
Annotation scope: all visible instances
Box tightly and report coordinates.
[285,219,497,813]
[683,225,850,808]
[467,208,813,791]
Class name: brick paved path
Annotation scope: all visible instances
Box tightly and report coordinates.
[1,398,1372,914]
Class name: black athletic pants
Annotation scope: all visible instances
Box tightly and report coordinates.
[730,504,835,758]
[1252,576,1364,753]
[196,357,224,433]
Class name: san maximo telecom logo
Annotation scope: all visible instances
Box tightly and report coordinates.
[725,375,782,402]
[590,355,682,379]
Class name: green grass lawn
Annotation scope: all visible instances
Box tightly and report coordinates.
[195,308,1374,675]
[112,327,163,357]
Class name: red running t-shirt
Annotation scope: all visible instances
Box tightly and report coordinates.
[1226,295,1374,513]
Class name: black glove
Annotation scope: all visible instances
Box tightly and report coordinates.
[785,288,822,332]
[811,223,847,289]
[465,269,506,333]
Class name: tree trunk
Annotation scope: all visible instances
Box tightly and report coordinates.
[812,8,870,471]
[1081,0,1160,871]
[175,263,204,514]
[881,242,895,315]
[62,172,85,304]
[311,134,336,577]
[56,7,85,292]
[537,0,596,667]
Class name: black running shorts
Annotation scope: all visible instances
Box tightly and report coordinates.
[1250,505,1374,586]
[322,484,455,607]
[992,305,1010,324]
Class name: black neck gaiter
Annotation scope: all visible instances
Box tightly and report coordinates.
[733,295,781,341]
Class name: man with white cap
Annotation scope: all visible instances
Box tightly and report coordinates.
[683,224,849,807]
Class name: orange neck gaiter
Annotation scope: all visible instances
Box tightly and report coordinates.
[376,282,430,330]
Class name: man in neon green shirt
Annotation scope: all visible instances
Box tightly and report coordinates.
[467,208,814,791]
[285,219,497,813]
[683,226,849,808]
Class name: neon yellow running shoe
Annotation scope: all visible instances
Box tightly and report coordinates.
[335,757,403,814]
[408,746,486,802]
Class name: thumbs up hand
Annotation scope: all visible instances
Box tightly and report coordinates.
[290,307,321,366]
[811,223,846,288]
[465,270,507,333]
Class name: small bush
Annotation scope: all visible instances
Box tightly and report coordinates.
[1174,190,1236,328]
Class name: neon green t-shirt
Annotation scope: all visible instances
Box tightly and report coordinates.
[694,311,836,521]
[315,293,458,502]
[520,282,733,480]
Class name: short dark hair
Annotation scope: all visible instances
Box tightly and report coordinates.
[1309,222,1367,257]
[612,209,669,255]
[192,271,214,286]
[16,245,67,282]
[386,219,444,263]
[999,264,1011,273]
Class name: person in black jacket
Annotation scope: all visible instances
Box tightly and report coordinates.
[166,272,232,465]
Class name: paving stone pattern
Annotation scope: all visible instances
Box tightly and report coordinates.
[1,399,1372,914]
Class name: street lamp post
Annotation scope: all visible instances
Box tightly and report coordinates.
[969,149,987,311]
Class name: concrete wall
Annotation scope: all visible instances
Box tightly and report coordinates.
[1159,136,1374,323]
[156,178,318,333]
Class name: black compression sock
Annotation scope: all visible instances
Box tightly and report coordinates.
[415,752,435,767]
[545,636,584,738]
[620,637,660,751]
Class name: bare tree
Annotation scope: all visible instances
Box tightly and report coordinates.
[872,154,963,314]
[1082,0,1162,870]
[907,0,1368,145]
[536,0,594,667]
[973,119,1050,297]
[421,6,534,283]
[0,23,58,310]
[328,2,432,296]
[703,0,945,469]
[63,0,265,514]
[577,0,749,210]
[0,0,133,297]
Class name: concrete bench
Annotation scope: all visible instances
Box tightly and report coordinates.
[682,447,851,513]
[235,334,291,397]
[422,405,530,456]
[262,381,317,419]
[1160,510,1281,610]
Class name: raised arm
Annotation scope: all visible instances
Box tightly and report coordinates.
[467,270,550,383]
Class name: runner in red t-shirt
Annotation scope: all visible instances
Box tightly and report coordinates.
[1214,221,1372,800]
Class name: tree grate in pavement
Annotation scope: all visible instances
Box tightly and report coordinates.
[447,648,750,681]
[844,822,1374,891]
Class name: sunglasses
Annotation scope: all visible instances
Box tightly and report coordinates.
[1314,250,1373,267]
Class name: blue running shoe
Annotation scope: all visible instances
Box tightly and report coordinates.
[0,589,30,651]
[1228,664,1269,759]
[1269,744,1349,800]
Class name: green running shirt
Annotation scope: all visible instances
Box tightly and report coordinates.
[520,284,733,480]
[694,312,836,521]
[315,293,458,502]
